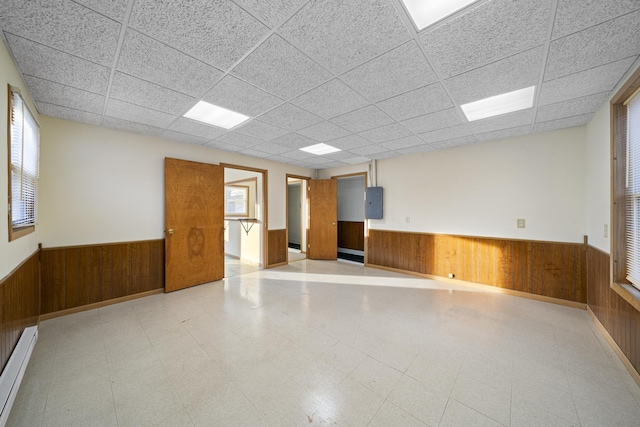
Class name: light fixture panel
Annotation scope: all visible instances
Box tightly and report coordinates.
[461,86,536,122]
[300,143,341,155]
[401,0,479,30]
[183,101,250,129]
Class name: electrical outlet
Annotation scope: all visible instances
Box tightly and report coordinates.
[406,216,410,223]
[517,219,525,229]
[604,224,608,238]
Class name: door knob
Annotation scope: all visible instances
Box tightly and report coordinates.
[167,229,174,235]
[332,222,336,226]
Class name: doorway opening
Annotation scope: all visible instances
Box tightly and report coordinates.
[223,165,266,277]
[333,173,367,264]
[287,175,309,263]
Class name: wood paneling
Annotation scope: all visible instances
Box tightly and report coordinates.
[268,229,287,267]
[0,249,39,373]
[368,230,586,303]
[338,221,364,251]
[587,246,640,375]
[40,240,164,314]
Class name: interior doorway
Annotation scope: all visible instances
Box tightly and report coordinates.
[223,165,265,277]
[287,175,309,263]
[333,173,367,264]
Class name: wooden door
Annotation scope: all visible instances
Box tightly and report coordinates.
[164,158,224,292]
[307,179,337,260]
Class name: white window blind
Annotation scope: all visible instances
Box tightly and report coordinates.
[626,90,640,289]
[9,86,39,230]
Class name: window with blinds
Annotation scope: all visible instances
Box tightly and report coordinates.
[8,85,39,240]
[626,90,640,289]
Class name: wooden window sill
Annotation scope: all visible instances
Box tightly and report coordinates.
[611,282,640,313]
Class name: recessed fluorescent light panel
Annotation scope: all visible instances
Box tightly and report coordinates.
[402,0,479,30]
[300,143,341,155]
[461,86,536,122]
[183,101,250,129]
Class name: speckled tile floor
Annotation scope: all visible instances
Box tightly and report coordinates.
[8,260,640,426]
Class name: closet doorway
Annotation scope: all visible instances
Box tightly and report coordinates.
[287,175,309,263]
[333,173,367,264]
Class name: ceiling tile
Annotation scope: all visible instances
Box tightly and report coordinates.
[251,142,292,155]
[304,156,334,165]
[297,121,350,142]
[444,47,544,105]
[168,118,226,140]
[0,0,120,66]
[73,0,129,20]
[215,132,263,149]
[360,123,413,143]
[475,125,531,143]
[545,10,640,81]
[367,151,399,160]
[552,0,640,39]
[205,140,244,152]
[232,0,308,28]
[401,108,465,134]
[257,103,323,132]
[430,136,477,150]
[420,0,549,78]
[396,144,435,155]
[331,105,395,133]
[340,41,438,103]
[279,0,411,74]
[377,83,453,121]
[238,148,273,158]
[232,34,331,99]
[117,30,223,98]
[36,101,102,126]
[317,161,348,169]
[381,136,424,151]
[322,150,360,161]
[110,72,195,116]
[234,119,290,141]
[25,75,105,114]
[270,133,317,149]
[536,92,610,123]
[533,114,593,133]
[468,110,533,134]
[102,116,165,136]
[129,0,268,70]
[202,75,283,117]
[419,124,473,144]
[351,144,390,156]
[160,130,208,145]
[329,135,373,150]
[279,150,316,161]
[539,57,636,106]
[105,99,176,129]
[342,156,372,165]
[6,34,110,94]
[291,79,369,119]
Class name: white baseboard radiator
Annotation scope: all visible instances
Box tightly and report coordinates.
[0,326,38,427]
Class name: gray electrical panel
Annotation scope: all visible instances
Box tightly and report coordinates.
[365,186,383,219]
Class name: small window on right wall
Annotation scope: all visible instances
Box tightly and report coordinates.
[612,67,640,290]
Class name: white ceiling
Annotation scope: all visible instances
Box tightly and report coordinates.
[1,0,639,169]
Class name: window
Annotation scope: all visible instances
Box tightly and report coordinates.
[225,185,249,217]
[626,90,640,289]
[8,85,39,241]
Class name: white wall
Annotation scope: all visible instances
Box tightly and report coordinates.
[39,116,312,248]
[323,126,587,243]
[337,176,365,222]
[1,39,40,278]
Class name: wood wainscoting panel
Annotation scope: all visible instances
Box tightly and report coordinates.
[0,249,40,372]
[268,229,287,267]
[587,245,640,375]
[338,221,364,251]
[367,230,586,303]
[40,240,164,314]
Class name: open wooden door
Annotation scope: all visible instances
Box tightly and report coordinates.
[164,158,224,292]
[307,179,337,260]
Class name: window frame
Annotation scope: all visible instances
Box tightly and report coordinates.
[224,184,250,217]
[7,84,39,241]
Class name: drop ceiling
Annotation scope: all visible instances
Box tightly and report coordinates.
[1,0,638,169]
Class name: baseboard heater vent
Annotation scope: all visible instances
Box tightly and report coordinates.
[0,326,37,427]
